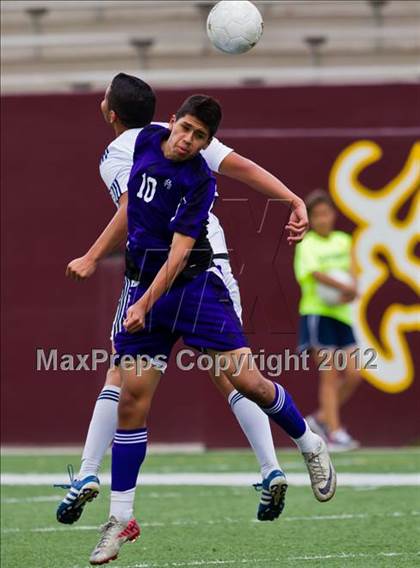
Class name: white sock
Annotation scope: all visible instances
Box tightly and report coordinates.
[228,390,280,479]
[78,385,120,479]
[110,488,135,522]
[293,420,322,453]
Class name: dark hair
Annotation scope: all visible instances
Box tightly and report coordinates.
[305,189,334,217]
[107,73,156,128]
[175,94,222,138]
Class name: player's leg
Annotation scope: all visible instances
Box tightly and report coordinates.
[297,315,329,439]
[78,362,122,480]
[110,359,161,520]
[339,347,362,405]
[209,368,286,521]
[210,259,286,520]
[183,273,335,502]
[78,279,138,479]
[55,363,121,525]
[308,350,359,451]
[209,348,336,502]
[316,323,361,451]
[211,369,280,479]
[90,276,176,565]
[331,345,362,450]
[312,349,341,434]
[89,360,161,566]
[56,279,135,524]
[302,316,347,442]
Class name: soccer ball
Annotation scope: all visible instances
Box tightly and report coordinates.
[206,0,264,54]
[317,269,354,306]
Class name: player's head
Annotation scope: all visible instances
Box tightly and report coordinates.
[101,73,156,128]
[175,94,222,139]
[305,189,336,236]
[164,95,222,161]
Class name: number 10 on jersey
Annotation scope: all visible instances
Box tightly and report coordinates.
[137,173,157,203]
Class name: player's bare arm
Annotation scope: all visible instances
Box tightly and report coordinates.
[66,193,128,280]
[67,136,305,283]
[123,232,196,333]
[218,152,308,244]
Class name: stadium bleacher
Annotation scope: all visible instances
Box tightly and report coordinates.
[1,0,419,93]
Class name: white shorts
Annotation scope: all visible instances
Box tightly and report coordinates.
[110,258,243,341]
[213,257,242,323]
[110,277,139,341]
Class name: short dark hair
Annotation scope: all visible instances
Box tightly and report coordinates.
[175,94,222,138]
[305,189,334,217]
[108,73,156,128]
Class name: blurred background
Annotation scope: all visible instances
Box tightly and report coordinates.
[1,0,419,448]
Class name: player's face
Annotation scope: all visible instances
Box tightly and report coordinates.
[309,202,336,236]
[164,114,211,161]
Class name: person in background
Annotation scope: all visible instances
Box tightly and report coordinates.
[294,189,362,451]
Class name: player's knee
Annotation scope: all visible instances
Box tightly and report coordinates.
[235,375,271,402]
[118,389,151,423]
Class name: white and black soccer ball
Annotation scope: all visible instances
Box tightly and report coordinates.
[206,0,264,54]
[317,269,354,306]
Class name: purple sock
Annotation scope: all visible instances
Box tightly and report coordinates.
[262,383,306,439]
[111,428,148,491]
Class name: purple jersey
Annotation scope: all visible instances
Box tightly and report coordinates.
[126,124,217,285]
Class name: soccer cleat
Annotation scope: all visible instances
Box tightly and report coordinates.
[305,414,328,440]
[254,469,288,521]
[303,437,337,502]
[328,428,360,452]
[55,464,100,524]
[89,516,140,565]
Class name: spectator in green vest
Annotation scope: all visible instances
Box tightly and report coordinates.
[294,190,362,451]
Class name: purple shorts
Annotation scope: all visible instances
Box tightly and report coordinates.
[114,270,248,363]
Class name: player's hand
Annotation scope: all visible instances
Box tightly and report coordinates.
[339,285,357,303]
[285,201,309,245]
[124,302,146,333]
[66,255,98,280]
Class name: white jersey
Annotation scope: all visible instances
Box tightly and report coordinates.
[99,122,233,255]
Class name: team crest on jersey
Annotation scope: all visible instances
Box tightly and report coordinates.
[164,179,172,190]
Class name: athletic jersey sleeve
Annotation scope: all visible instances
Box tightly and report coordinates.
[294,237,320,283]
[169,177,217,239]
[200,137,233,173]
[99,145,132,207]
[99,129,141,207]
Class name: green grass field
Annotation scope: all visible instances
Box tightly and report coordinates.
[2,449,420,568]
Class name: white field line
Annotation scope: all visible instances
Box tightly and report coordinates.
[7,551,420,568]
[2,446,419,456]
[2,495,63,504]
[1,472,420,486]
[0,443,205,456]
[110,552,420,568]
[2,511,420,534]
[1,492,183,504]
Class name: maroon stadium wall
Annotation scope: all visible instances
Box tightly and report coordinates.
[1,83,419,446]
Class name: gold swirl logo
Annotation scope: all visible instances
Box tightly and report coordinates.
[329,141,420,393]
